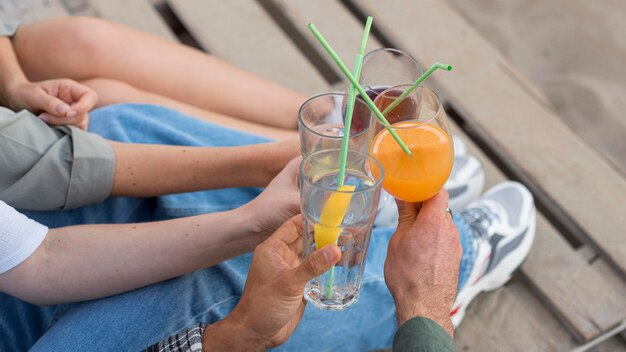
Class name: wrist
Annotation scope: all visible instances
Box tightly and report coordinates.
[0,77,27,109]
[202,313,265,351]
[229,206,265,250]
[260,139,299,185]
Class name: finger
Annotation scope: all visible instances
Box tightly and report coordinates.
[57,82,74,105]
[39,112,84,127]
[288,244,341,285]
[271,215,303,245]
[32,91,71,116]
[419,190,450,219]
[68,86,98,116]
[396,199,420,229]
[288,237,304,256]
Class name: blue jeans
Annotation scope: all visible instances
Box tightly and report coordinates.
[3,104,476,351]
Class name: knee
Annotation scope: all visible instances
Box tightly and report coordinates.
[14,17,121,78]
[49,17,118,57]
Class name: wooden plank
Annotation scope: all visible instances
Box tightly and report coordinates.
[262,0,382,83]
[352,0,626,284]
[578,247,626,303]
[167,0,328,95]
[447,0,626,176]
[591,336,626,352]
[521,215,626,341]
[456,279,576,351]
[85,0,176,41]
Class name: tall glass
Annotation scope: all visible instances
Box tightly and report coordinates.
[370,85,454,202]
[298,93,374,156]
[353,48,423,226]
[300,149,383,310]
[359,48,424,101]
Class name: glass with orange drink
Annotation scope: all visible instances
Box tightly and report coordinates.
[370,85,454,202]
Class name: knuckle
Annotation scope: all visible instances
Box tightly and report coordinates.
[252,244,267,257]
[304,256,323,275]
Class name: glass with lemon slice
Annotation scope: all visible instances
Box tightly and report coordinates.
[300,149,383,310]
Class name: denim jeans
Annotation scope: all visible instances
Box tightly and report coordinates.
[2,104,476,351]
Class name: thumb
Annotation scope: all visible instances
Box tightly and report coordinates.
[288,245,341,286]
[32,90,71,116]
[396,200,420,230]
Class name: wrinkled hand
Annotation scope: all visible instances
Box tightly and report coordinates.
[243,156,302,239]
[8,79,98,130]
[384,191,462,337]
[203,215,341,351]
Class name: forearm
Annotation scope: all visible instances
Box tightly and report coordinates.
[0,36,28,107]
[0,207,258,305]
[110,139,297,196]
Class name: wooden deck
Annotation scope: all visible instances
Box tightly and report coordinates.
[10,0,626,351]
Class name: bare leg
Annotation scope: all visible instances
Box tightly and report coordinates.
[83,79,297,140]
[12,17,307,129]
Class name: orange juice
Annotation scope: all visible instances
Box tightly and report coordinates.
[370,122,453,202]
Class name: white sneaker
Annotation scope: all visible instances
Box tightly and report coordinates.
[451,181,536,327]
[453,134,466,157]
[374,190,399,228]
[445,155,485,211]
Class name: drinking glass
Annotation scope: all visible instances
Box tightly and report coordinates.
[300,149,383,310]
[352,48,423,226]
[298,93,374,156]
[370,85,454,202]
[359,48,424,101]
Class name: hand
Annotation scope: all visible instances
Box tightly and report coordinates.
[203,215,342,351]
[242,156,302,239]
[384,191,462,338]
[7,79,98,130]
[259,138,300,185]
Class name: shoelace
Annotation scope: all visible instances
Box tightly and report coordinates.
[461,205,500,242]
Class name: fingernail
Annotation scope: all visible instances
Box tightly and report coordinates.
[39,113,50,123]
[66,110,78,118]
[56,104,70,114]
[321,245,337,263]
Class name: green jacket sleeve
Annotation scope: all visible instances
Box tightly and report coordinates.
[0,108,115,210]
[393,317,457,352]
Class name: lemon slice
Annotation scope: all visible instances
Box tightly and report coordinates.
[314,184,355,249]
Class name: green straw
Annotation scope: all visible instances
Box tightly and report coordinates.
[326,16,373,301]
[337,16,372,188]
[308,23,412,156]
[381,62,452,116]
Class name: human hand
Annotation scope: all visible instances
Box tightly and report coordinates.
[203,215,341,351]
[242,156,302,239]
[384,191,462,337]
[259,138,300,185]
[7,79,97,130]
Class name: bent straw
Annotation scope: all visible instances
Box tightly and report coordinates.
[327,16,373,301]
[338,16,372,188]
[381,62,452,116]
[307,23,412,156]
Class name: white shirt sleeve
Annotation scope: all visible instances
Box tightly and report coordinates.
[0,200,48,275]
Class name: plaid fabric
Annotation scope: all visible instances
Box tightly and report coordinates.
[143,324,207,352]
